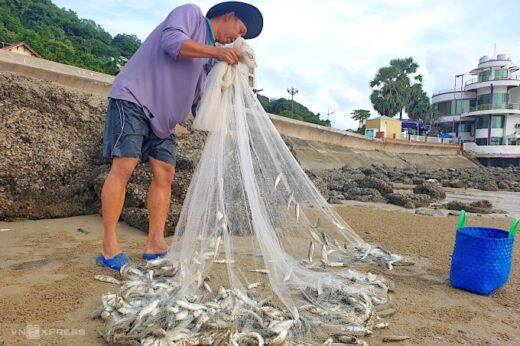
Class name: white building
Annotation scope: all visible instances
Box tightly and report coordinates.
[432,54,520,166]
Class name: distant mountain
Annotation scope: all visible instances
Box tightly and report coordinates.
[0,0,141,74]
[257,94,330,127]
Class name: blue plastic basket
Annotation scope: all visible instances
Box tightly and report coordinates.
[450,226,515,295]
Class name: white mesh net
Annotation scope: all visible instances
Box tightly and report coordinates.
[96,38,402,345]
[174,38,401,343]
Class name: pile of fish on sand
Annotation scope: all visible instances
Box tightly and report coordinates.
[93,246,407,346]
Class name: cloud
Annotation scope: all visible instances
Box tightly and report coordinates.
[51,0,520,130]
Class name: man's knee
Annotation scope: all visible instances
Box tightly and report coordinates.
[150,158,175,186]
[109,157,139,182]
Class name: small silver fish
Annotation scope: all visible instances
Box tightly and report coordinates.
[308,229,322,244]
[321,244,328,262]
[249,269,269,274]
[274,173,283,190]
[295,203,300,223]
[94,275,121,285]
[203,282,213,293]
[308,241,314,262]
[310,218,321,229]
[213,236,221,259]
[287,191,295,210]
[247,282,262,289]
[333,220,347,230]
[283,268,293,282]
[212,259,235,264]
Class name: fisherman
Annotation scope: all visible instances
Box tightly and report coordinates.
[97,2,263,270]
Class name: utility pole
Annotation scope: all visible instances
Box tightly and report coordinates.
[287,87,299,112]
[326,108,336,121]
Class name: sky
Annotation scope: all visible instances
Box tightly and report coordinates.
[52,0,520,130]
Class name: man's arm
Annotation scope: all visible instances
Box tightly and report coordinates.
[178,40,242,65]
[160,4,241,65]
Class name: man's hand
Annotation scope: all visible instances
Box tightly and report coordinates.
[177,40,242,65]
[215,47,242,65]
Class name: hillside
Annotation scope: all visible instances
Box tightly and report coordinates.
[0,0,141,74]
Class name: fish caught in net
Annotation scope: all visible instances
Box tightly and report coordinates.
[95,38,404,345]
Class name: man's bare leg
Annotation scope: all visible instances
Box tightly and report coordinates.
[144,157,175,255]
[101,157,139,258]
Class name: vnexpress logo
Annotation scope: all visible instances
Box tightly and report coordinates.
[25,325,41,340]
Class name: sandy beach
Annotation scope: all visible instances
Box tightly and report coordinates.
[0,205,518,346]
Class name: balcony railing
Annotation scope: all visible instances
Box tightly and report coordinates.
[469,103,520,112]
[465,75,520,87]
[432,88,464,97]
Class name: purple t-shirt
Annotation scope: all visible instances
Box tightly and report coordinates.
[109,4,210,138]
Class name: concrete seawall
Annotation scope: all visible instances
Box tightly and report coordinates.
[1,52,472,168]
[0,50,113,96]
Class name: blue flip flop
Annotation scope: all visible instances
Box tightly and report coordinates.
[143,248,170,260]
[96,253,131,271]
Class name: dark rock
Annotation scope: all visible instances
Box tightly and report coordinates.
[412,177,425,185]
[445,179,466,188]
[122,207,149,233]
[305,170,329,198]
[469,200,493,209]
[125,183,148,208]
[327,196,342,204]
[0,73,105,220]
[497,181,510,190]
[327,181,344,192]
[413,182,446,200]
[409,194,431,208]
[476,181,499,191]
[342,181,359,192]
[387,193,414,209]
[445,200,466,211]
[356,176,393,196]
[445,199,493,214]
[351,188,384,203]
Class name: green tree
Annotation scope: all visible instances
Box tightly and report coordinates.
[112,33,141,59]
[0,0,143,75]
[256,94,269,110]
[406,84,431,123]
[350,109,371,129]
[370,57,426,120]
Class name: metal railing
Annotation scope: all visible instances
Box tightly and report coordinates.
[469,103,520,112]
[432,88,464,97]
[465,75,520,87]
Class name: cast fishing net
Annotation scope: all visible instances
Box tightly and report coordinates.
[95,39,402,346]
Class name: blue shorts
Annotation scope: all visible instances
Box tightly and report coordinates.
[102,98,176,167]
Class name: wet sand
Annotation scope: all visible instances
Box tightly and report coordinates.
[0,206,519,345]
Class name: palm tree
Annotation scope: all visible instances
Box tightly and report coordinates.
[370,57,425,120]
[350,109,371,129]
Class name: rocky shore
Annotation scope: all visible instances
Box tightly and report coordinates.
[1,72,519,233]
[307,164,520,214]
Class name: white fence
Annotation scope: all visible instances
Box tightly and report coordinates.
[399,134,459,145]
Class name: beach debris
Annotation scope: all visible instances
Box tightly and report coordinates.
[76,228,90,234]
[383,335,411,342]
[10,259,49,270]
[0,229,12,232]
